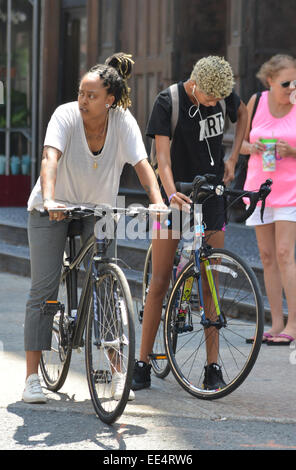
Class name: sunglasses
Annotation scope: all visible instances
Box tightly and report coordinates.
[280,80,296,88]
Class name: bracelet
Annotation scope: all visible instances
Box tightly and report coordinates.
[168,192,176,203]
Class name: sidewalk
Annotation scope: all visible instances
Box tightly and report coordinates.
[1,272,296,450]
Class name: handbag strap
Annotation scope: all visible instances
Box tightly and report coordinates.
[250,91,262,130]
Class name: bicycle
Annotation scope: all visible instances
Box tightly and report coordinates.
[140,240,180,379]
[141,174,272,399]
[39,205,148,424]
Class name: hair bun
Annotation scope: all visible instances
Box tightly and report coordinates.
[105,52,134,80]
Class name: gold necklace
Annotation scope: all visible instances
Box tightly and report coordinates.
[85,114,109,169]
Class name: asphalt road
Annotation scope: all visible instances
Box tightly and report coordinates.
[1,272,296,452]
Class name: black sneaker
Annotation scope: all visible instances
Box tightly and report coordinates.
[131,360,152,391]
[202,363,226,390]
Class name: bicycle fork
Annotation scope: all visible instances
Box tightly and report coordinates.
[197,253,227,330]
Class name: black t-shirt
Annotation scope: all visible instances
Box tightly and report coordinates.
[146,81,241,184]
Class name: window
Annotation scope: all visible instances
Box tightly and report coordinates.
[0,0,39,205]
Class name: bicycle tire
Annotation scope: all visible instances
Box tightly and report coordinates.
[40,255,73,391]
[85,263,135,424]
[164,248,264,399]
[141,243,171,379]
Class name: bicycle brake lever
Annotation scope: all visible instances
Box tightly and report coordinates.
[203,174,217,183]
[260,199,266,223]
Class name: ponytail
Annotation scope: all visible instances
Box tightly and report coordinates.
[85,52,134,110]
[105,52,134,109]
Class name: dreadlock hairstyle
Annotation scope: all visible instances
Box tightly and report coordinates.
[87,52,134,109]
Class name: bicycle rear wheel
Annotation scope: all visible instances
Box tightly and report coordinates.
[40,255,73,391]
[164,248,264,399]
[85,263,135,424]
[141,243,171,379]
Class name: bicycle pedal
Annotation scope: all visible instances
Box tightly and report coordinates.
[41,300,64,315]
[149,353,167,360]
[94,370,112,384]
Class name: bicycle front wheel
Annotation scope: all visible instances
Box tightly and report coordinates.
[40,256,73,391]
[85,263,135,424]
[164,248,264,399]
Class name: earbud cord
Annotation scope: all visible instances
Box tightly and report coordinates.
[189,86,215,167]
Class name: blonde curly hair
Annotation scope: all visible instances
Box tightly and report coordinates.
[190,56,235,99]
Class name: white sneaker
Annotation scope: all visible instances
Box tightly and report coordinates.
[111,372,135,401]
[22,374,47,404]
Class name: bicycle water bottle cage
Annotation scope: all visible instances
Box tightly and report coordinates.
[41,300,65,316]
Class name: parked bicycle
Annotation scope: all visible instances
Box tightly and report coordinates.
[39,205,162,424]
[140,174,272,399]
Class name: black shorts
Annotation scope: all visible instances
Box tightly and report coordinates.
[163,195,226,233]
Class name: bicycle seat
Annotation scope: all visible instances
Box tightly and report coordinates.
[67,219,83,237]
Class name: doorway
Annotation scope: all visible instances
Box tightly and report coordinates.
[59,3,87,104]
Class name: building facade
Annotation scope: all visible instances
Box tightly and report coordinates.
[1,0,296,205]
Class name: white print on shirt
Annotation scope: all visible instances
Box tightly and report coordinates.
[199,112,224,141]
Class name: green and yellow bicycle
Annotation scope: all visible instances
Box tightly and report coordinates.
[141,174,272,399]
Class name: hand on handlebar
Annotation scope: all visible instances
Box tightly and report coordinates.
[223,158,236,186]
[146,202,169,226]
[169,192,192,212]
[148,202,168,212]
[43,199,67,221]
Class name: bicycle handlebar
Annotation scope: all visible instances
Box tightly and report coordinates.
[175,174,272,223]
[41,205,171,219]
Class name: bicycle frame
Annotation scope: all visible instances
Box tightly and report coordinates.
[176,203,223,330]
[62,232,94,349]
[64,225,121,350]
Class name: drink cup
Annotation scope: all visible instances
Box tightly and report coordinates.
[260,138,277,171]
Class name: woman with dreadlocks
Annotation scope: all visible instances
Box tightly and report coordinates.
[23,53,164,404]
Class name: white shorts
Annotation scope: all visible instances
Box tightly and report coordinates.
[246,206,296,226]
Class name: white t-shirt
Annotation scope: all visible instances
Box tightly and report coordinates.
[27,102,147,210]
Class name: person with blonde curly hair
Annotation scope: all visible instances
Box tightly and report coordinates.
[132,56,247,391]
[22,53,166,404]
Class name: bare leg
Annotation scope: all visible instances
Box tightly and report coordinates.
[270,221,296,342]
[203,230,224,364]
[26,351,42,379]
[255,223,285,335]
[139,230,179,364]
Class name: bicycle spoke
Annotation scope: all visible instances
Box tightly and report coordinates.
[40,266,72,391]
[85,264,135,424]
[165,250,264,399]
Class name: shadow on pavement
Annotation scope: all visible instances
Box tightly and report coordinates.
[7,398,147,450]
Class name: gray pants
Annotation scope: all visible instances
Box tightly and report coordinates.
[24,211,95,351]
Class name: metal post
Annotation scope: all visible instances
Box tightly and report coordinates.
[5,0,12,175]
[30,0,39,188]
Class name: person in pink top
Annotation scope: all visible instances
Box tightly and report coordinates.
[241,54,296,345]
